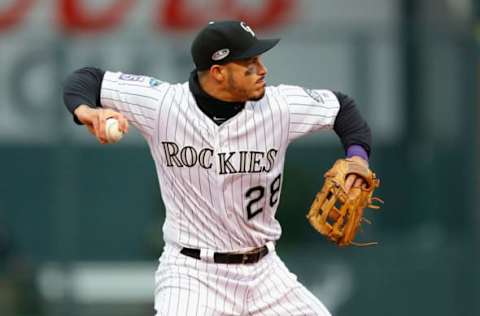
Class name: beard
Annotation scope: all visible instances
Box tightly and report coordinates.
[248,89,265,101]
[227,71,265,102]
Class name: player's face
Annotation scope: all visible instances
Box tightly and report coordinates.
[224,56,268,101]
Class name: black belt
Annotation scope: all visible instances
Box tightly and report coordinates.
[180,245,269,264]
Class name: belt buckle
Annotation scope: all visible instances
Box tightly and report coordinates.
[241,254,249,264]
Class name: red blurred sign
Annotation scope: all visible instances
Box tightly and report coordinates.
[160,0,296,31]
[58,0,136,32]
[0,0,296,32]
[0,0,34,30]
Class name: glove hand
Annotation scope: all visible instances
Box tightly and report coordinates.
[344,156,368,193]
[306,157,382,247]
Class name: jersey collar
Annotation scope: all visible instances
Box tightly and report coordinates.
[188,70,245,125]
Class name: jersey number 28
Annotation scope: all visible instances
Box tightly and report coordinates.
[245,173,282,220]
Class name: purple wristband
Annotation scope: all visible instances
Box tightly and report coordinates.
[346,145,369,161]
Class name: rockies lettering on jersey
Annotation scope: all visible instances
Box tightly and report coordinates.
[100,71,340,251]
[161,141,278,174]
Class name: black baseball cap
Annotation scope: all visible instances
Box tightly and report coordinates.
[191,20,280,71]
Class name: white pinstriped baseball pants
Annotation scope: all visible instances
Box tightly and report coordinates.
[154,243,331,316]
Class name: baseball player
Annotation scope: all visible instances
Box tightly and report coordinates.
[63,21,372,316]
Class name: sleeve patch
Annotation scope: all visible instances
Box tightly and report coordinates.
[119,73,147,82]
[303,88,325,103]
[149,78,161,87]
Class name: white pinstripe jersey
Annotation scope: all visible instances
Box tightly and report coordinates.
[101,71,340,252]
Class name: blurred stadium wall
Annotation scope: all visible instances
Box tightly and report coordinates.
[0,0,477,315]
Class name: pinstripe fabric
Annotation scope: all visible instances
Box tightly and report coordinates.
[155,244,331,316]
[100,71,340,315]
[277,85,340,143]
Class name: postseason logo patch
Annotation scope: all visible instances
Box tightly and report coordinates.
[119,74,146,82]
[212,48,230,61]
[303,88,325,103]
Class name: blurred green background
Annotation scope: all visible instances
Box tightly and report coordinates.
[0,0,478,315]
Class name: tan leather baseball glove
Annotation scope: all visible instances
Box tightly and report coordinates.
[306,158,382,246]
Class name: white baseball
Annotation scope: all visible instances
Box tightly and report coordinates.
[105,118,124,143]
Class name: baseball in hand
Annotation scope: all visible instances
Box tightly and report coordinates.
[105,118,124,143]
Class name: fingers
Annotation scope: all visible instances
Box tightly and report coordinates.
[345,174,355,192]
[97,113,107,143]
[78,108,128,144]
[101,110,129,134]
[90,113,107,144]
[110,113,129,133]
[353,177,364,189]
[345,174,366,192]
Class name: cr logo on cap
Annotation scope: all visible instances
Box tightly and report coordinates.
[240,21,255,37]
[212,48,230,61]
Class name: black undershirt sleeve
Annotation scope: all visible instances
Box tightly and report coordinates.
[63,67,105,124]
[333,91,372,156]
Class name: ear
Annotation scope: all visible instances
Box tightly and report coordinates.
[209,65,225,82]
